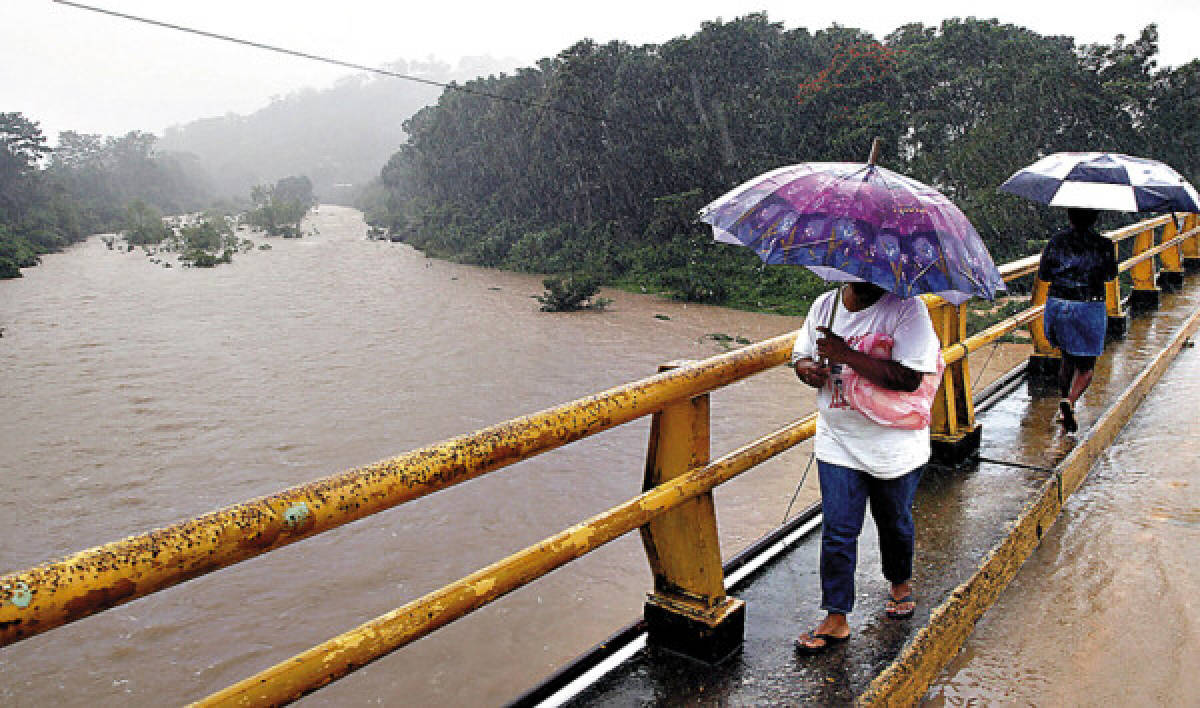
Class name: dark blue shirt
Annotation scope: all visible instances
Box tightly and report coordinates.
[1037,227,1119,301]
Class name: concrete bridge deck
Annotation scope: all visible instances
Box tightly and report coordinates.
[521,282,1200,706]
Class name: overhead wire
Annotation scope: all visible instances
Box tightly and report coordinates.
[53,1,623,127]
[52,0,803,167]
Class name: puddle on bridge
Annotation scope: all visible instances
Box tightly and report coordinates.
[927,344,1200,706]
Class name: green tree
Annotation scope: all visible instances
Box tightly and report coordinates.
[366,15,1191,310]
[0,113,213,278]
[0,112,51,223]
[535,275,611,311]
[247,176,312,236]
[175,216,236,267]
[123,199,169,245]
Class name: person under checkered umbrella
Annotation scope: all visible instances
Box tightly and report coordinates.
[1035,207,1117,433]
[1000,152,1199,433]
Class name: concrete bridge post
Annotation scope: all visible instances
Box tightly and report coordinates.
[639,361,744,664]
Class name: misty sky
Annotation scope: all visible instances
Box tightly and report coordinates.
[6,0,1200,142]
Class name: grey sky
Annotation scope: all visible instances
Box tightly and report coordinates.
[5,0,1199,143]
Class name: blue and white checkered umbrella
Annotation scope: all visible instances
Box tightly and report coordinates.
[998,152,1200,213]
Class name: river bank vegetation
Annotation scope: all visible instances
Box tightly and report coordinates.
[535,275,612,312]
[246,176,315,237]
[359,15,1199,316]
[162,175,313,267]
[0,112,211,278]
[119,175,313,269]
[0,109,322,278]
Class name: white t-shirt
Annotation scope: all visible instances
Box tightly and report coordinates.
[791,289,941,479]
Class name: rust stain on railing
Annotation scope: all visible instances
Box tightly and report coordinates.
[0,333,795,647]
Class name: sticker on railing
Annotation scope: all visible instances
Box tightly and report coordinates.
[3,582,32,608]
[282,502,311,530]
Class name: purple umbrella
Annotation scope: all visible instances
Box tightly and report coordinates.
[698,154,1006,304]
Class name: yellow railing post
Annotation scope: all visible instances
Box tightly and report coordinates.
[924,297,980,463]
[1129,224,1161,311]
[1027,276,1062,379]
[639,360,744,664]
[1157,217,1185,292]
[1182,213,1200,273]
[1105,238,1128,339]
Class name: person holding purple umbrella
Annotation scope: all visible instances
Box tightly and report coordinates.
[789,280,942,655]
[1037,207,1118,433]
[699,139,1005,656]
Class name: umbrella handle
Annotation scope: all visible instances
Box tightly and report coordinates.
[867,137,881,167]
[821,286,841,368]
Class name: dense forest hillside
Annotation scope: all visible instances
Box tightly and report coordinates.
[363,15,1200,314]
[0,113,211,277]
[159,57,514,204]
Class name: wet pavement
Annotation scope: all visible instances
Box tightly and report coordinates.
[558,281,1200,706]
[927,333,1200,705]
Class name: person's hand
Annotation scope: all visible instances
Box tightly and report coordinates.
[793,358,830,388]
[815,326,854,364]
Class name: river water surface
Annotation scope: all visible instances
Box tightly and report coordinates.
[1,206,824,706]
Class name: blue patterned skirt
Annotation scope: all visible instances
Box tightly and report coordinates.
[1044,296,1106,357]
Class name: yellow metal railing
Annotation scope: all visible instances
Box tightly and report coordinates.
[0,334,793,647]
[1,212,1195,706]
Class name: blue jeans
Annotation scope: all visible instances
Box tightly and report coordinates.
[818,460,922,615]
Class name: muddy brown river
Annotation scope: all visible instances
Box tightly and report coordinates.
[0,206,821,706]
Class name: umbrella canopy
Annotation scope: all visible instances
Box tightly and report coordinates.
[698,162,1006,304]
[998,152,1200,213]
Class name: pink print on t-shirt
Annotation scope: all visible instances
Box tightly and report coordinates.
[839,332,944,430]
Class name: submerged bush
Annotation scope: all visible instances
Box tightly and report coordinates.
[180,248,233,268]
[536,275,612,312]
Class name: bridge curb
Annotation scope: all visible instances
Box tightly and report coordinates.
[857,303,1200,707]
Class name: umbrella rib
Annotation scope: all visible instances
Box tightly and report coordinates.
[907,260,938,293]
[720,170,802,230]
[780,237,837,250]
[953,263,985,291]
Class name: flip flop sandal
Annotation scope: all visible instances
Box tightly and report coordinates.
[885,594,916,619]
[793,630,850,656]
[1058,399,1078,434]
